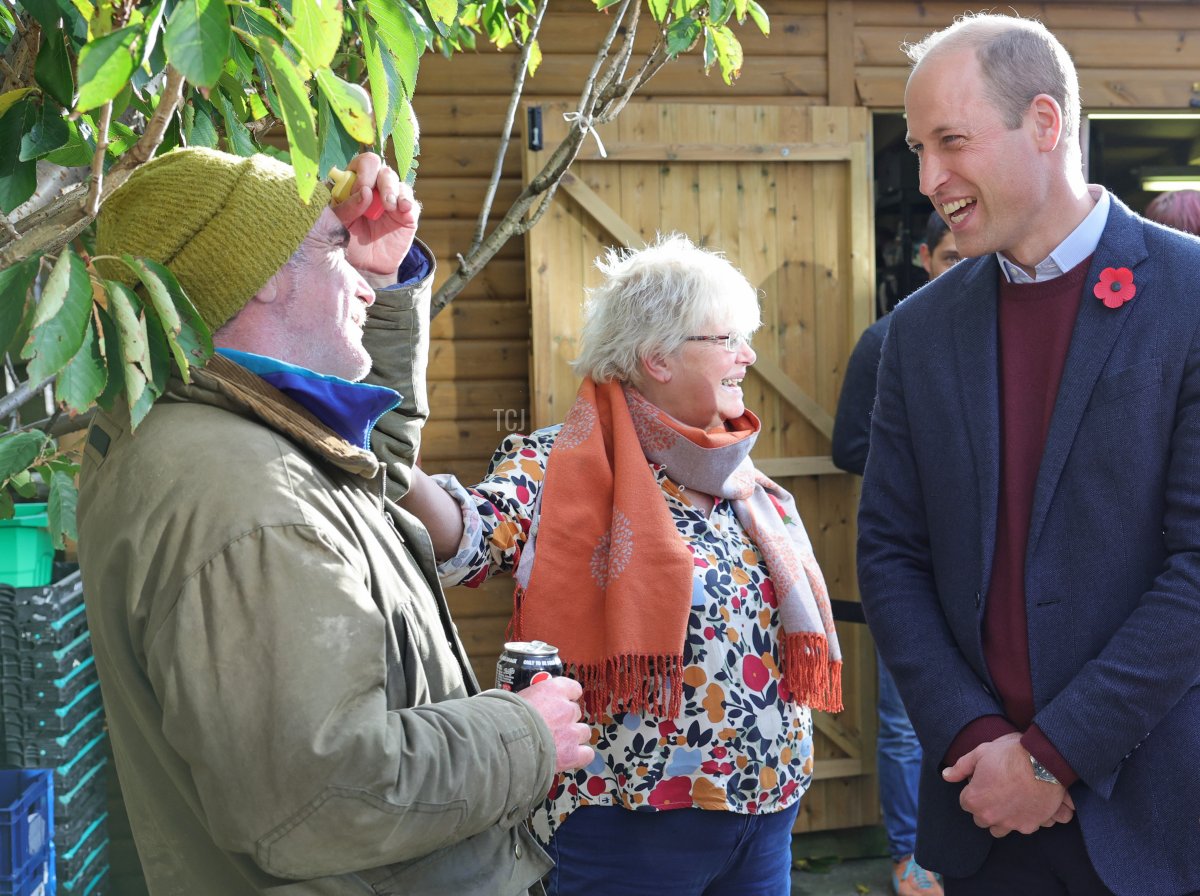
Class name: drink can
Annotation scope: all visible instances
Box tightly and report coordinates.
[495,640,563,692]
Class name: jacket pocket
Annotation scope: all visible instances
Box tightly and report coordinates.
[1088,358,1162,409]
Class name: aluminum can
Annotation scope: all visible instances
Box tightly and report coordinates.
[495,640,563,692]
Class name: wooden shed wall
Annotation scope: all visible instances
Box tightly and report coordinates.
[410,0,1200,832]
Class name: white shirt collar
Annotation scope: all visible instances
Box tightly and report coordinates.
[998,188,1111,284]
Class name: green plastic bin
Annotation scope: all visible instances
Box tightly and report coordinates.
[0,504,54,587]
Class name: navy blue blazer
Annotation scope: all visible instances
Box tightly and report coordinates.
[858,195,1200,896]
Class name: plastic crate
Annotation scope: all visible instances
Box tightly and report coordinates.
[0,770,52,885]
[55,812,105,886]
[0,507,54,589]
[0,854,51,896]
[5,711,104,770]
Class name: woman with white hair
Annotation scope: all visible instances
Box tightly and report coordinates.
[402,234,842,895]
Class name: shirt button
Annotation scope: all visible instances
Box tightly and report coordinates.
[507,805,523,822]
[514,841,523,859]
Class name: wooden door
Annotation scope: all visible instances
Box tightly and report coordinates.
[523,103,877,833]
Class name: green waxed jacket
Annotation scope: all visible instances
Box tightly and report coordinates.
[76,243,555,895]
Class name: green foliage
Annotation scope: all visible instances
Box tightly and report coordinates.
[0,0,767,546]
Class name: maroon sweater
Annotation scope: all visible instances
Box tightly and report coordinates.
[944,256,1093,787]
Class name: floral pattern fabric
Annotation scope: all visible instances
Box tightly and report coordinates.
[436,425,814,842]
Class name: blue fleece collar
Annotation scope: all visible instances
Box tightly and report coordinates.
[217,349,400,450]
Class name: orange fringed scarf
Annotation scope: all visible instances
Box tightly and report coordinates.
[511,379,842,720]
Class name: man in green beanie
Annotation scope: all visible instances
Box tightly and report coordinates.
[76,147,593,895]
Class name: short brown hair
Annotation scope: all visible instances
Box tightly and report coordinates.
[904,13,1080,141]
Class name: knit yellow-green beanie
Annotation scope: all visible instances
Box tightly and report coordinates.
[96,147,332,331]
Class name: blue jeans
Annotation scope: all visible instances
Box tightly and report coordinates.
[878,649,922,861]
[545,802,800,896]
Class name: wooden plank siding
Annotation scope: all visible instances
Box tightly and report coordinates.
[408,0,1200,831]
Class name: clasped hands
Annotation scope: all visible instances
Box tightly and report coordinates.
[942,732,1074,838]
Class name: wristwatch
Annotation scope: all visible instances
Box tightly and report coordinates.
[1029,754,1060,785]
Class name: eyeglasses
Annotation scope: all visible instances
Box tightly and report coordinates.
[685,333,750,353]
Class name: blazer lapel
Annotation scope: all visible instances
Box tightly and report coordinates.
[1026,197,1150,558]
[952,257,1002,603]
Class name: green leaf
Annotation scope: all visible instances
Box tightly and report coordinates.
[317,92,359,178]
[710,24,743,84]
[76,25,141,112]
[184,96,220,147]
[0,491,12,521]
[104,281,151,410]
[315,68,374,145]
[20,0,88,42]
[647,0,669,23]
[46,469,78,548]
[215,90,257,155]
[135,262,213,380]
[390,94,417,182]
[594,0,623,8]
[746,0,768,35]
[0,256,39,353]
[121,255,181,335]
[20,99,70,161]
[21,249,92,383]
[9,471,37,499]
[709,0,732,25]
[0,100,38,214]
[665,16,702,57]
[0,89,35,120]
[0,432,48,483]
[366,0,420,98]
[55,313,107,415]
[164,0,232,89]
[144,301,171,396]
[105,119,140,157]
[247,34,319,201]
[425,0,458,30]
[525,37,543,75]
[94,304,124,412]
[43,116,92,166]
[289,0,343,69]
[34,29,75,108]
[355,16,388,146]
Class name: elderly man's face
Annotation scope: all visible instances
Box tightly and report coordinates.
[904,48,1050,266]
[272,208,376,381]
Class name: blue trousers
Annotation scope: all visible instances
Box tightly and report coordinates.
[545,802,801,896]
[878,649,922,861]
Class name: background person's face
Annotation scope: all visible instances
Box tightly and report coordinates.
[919,231,962,279]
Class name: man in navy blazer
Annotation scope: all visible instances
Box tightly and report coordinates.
[858,13,1200,896]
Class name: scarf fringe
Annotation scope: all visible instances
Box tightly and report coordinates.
[569,654,685,722]
[781,632,843,713]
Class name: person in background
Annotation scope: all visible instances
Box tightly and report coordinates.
[832,210,958,896]
[858,12,1200,895]
[77,147,592,896]
[1144,189,1200,237]
[400,234,843,896]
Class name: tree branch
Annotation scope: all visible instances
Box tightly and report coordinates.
[431,3,635,316]
[470,0,550,254]
[106,66,186,183]
[0,376,54,423]
[0,211,17,241]
[84,101,114,217]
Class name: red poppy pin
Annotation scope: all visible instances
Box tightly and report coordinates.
[1093,267,1136,309]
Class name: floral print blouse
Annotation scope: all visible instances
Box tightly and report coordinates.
[436,425,814,842]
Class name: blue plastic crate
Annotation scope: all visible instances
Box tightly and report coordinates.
[0,854,51,896]
[0,770,52,886]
